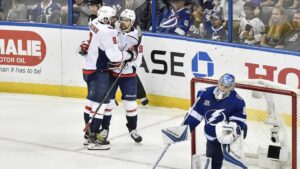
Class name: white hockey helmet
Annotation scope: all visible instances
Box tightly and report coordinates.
[120,9,136,25]
[97,6,117,24]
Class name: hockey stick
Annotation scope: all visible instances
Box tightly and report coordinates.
[152,125,191,169]
[83,63,127,132]
[152,144,171,169]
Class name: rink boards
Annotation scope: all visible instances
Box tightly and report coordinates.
[0,24,299,118]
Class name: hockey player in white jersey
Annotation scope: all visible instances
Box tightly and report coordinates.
[98,9,143,143]
[79,6,136,150]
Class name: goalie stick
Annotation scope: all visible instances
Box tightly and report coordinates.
[152,125,191,169]
[83,62,127,132]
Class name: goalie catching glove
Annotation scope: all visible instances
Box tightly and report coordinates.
[216,121,241,144]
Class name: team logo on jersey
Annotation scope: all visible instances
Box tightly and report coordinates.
[205,109,226,126]
[203,100,210,106]
[160,15,178,28]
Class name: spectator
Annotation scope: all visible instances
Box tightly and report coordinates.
[155,0,170,29]
[137,0,152,31]
[199,0,215,10]
[1,0,13,19]
[73,0,90,26]
[7,0,27,22]
[274,0,295,8]
[212,0,222,15]
[124,0,145,10]
[158,0,192,36]
[260,0,276,7]
[86,0,102,25]
[260,6,293,48]
[204,12,228,41]
[277,11,300,51]
[30,0,61,23]
[221,0,245,41]
[0,0,4,21]
[289,0,299,9]
[187,4,205,38]
[103,0,123,14]
[239,1,265,45]
[221,0,245,21]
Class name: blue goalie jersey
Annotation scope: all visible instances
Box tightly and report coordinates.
[184,86,247,142]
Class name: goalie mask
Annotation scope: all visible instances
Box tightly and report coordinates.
[214,73,235,100]
[120,9,136,32]
[97,6,117,26]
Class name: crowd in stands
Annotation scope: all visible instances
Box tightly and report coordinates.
[0,0,299,52]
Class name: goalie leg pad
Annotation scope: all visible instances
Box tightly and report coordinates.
[222,144,248,169]
[192,154,212,169]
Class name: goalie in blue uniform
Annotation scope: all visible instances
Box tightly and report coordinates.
[183,73,248,169]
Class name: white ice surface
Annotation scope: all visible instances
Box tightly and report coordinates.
[0,93,284,169]
[0,93,189,169]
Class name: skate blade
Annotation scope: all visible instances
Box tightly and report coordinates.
[87,143,110,150]
[83,139,90,146]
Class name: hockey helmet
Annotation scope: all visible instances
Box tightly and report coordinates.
[214,73,235,100]
[120,9,136,25]
[97,6,117,24]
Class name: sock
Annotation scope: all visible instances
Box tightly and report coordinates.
[91,118,102,133]
[102,115,112,130]
[84,112,90,124]
[126,115,137,132]
[84,105,92,124]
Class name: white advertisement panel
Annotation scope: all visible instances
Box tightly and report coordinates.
[0,26,62,85]
[61,28,86,87]
[140,35,300,100]
[0,25,299,104]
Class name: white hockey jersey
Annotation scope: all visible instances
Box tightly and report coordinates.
[239,17,265,44]
[83,19,132,72]
[110,22,143,76]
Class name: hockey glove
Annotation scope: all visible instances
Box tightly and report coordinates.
[78,40,89,56]
[216,121,241,144]
[126,47,138,62]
